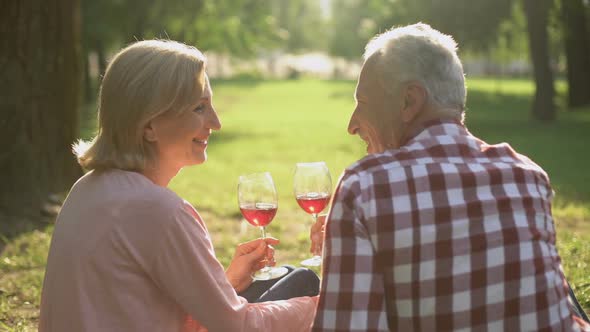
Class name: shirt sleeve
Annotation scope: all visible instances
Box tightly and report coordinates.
[312,172,389,332]
[148,201,316,332]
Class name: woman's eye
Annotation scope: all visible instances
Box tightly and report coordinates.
[194,104,206,113]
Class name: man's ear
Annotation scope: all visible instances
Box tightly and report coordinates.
[401,82,426,123]
[143,121,158,142]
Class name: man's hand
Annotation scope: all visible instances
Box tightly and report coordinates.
[226,237,279,293]
[310,214,327,256]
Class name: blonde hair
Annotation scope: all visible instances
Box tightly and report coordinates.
[74,40,207,171]
[364,23,466,113]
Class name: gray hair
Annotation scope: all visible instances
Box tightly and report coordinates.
[364,23,466,112]
[74,40,207,171]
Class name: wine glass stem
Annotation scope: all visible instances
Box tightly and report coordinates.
[312,213,318,256]
[260,226,269,270]
[260,226,267,239]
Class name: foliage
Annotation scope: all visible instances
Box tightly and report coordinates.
[81,0,280,56]
[329,0,378,59]
[327,0,586,81]
[274,0,330,52]
[329,0,513,59]
[485,1,529,71]
[81,0,332,57]
[1,78,589,330]
[79,0,587,77]
[388,0,512,51]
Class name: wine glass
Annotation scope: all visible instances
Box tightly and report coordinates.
[293,162,332,266]
[237,172,288,280]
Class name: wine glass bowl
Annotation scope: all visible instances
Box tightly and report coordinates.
[293,162,332,266]
[238,172,288,280]
[296,192,330,215]
[239,202,277,227]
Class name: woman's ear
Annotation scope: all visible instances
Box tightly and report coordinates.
[143,121,158,142]
[401,83,426,123]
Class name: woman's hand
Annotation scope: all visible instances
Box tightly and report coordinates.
[310,214,327,256]
[226,237,279,293]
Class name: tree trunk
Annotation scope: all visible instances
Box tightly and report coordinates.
[83,47,93,103]
[562,0,590,108]
[96,39,107,80]
[523,0,556,122]
[0,0,83,217]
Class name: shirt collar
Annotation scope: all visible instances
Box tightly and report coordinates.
[402,118,469,146]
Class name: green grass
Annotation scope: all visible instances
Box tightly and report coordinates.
[0,229,51,331]
[2,78,589,330]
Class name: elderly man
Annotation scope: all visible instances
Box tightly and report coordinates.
[312,23,589,331]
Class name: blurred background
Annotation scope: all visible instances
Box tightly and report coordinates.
[79,0,588,94]
[1,0,590,329]
[3,0,590,218]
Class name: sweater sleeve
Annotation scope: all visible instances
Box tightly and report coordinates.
[148,201,316,332]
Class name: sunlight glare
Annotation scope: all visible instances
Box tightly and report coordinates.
[320,0,331,19]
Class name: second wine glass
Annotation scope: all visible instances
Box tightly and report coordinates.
[293,162,332,267]
[238,172,288,280]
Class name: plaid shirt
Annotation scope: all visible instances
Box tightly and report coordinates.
[313,120,589,332]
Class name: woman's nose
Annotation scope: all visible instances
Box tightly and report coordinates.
[209,107,222,130]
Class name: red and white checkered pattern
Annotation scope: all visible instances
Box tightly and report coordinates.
[313,120,589,332]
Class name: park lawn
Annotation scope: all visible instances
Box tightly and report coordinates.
[1,78,589,330]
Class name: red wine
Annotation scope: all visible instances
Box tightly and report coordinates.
[296,193,330,214]
[240,203,277,227]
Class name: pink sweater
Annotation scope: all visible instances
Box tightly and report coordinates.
[39,169,316,331]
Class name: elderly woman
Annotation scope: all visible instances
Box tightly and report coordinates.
[39,40,318,331]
